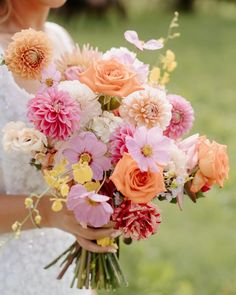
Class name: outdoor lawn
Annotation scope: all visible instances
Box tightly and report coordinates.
[51,2,236,294]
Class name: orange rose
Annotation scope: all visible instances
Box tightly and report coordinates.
[110,153,165,203]
[191,137,229,193]
[79,59,143,97]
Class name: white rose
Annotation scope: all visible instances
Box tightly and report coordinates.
[90,111,123,143]
[17,129,47,153]
[2,121,47,153]
[58,80,102,128]
[2,121,26,152]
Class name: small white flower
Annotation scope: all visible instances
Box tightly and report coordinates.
[2,121,47,153]
[58,80,102,128]
[90,111,123,143]
[167,143,188,176]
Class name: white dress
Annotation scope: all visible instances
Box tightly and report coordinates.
[0,23,91,295]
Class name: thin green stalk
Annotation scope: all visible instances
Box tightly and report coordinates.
[44,242,76,269]
[77,248,87,289]
[98,255,105,289]
[91,253,97,289]
[85,252,91,289]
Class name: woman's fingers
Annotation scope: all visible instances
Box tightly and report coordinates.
[77,225,120,240]
[102,221,115,229]
[76,236,117,253]
[65,218,120,240]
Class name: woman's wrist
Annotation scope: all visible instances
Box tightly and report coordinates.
[38,195,53,228]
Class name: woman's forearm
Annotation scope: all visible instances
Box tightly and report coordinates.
[0,194,49,234]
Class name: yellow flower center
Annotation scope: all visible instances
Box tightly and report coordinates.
[45,78,54,87]
[87,198,99,206]
[141,144,153,157]
[80,152,92,164]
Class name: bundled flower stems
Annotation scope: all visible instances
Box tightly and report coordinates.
[1,13,229,290]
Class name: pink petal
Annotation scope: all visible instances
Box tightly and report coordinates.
[124,30,144,51]
[89,193,110,203]
[143,39,163,50]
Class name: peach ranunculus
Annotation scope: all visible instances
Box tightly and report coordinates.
[190,136,229,193]
[110,153,165,203]
[79,59,143,97]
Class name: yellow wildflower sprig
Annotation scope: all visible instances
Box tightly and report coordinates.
[165,11,180,43]
[149,49,177,86]
[11,159,73,238]
[11,187,51,238]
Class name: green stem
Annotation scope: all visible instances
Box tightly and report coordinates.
[98,255,105,289]
[85,252,91,289]
[44,242,76,269]
[77,248,87,289]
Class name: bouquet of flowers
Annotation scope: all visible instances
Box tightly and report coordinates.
[1,13,229,290]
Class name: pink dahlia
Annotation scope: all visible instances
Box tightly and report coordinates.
[164,94,194,140]
[109,124,135,164]
[67,184,113,228]
[61,132,111,181]
[112,200,161,240]
[27,88,80,140]
[126,126,172,172]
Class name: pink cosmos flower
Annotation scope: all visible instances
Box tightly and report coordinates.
[61,132,111,181]
[27,88,80,140]
[39,64,61,93]
[124,30,163,51]
[67,184,113,228]
[109,124,135,164]
[164,94,194,140]
[178,133,199,171]
[126,126,171,172]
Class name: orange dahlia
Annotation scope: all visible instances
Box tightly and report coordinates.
[5,28,52,80]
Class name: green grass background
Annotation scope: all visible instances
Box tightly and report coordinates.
[51,3,236,294]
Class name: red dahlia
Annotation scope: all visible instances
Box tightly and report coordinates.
[112,200,161,240]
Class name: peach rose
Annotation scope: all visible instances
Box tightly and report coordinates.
[191,137,229,193]
[110,153,165,203]
[79,59,143,97]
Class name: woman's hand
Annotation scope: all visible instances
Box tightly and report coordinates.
[41,196,120,253]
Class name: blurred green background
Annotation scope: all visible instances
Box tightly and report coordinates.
[51,0,236,294]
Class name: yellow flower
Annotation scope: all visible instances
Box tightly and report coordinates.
[160,72,170,85]
[35,215,42,225]
[60,182,69,197]
[52,199,63,212]
[72,161,93,184]
[12,222,20,232]
[24,197,33,209]
[97,237,117,248]
[161,50,177,73]
[44,159,69,197]
[84,181,100,192]
[149,67,161,84]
